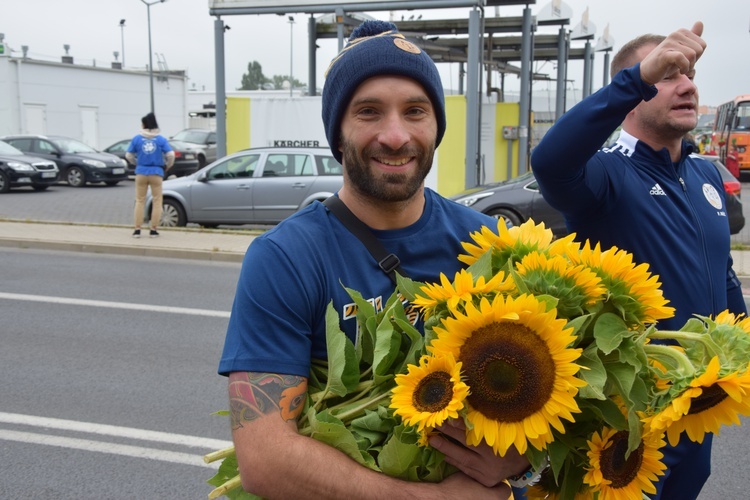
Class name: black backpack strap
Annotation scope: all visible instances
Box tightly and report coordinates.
[323,196,406,284]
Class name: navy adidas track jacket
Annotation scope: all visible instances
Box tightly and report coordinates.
[531,63,746,332]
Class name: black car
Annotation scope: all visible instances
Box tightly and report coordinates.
[451,156,745,236]
[0,140,59,193]
[451,171,568,237]
[103,139,201,178]
[1,135,129,188]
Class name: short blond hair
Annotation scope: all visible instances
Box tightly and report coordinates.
[610,34,665,77]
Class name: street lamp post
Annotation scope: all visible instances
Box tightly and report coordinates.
[141,0,167,114]
[288,16,294,98]
[119,19,126,67]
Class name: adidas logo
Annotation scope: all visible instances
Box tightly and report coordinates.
[649,183,666,196]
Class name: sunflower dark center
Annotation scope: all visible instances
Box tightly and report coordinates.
[412,371,454,413]
[460,322,556,422]
[688,384,728,415]
[600,431,644,489]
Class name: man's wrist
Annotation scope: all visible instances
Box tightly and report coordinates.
[507,455,548,489]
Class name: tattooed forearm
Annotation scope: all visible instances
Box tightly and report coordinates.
[228,372,307,430]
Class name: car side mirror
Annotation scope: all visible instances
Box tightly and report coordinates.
[198,172,209,182]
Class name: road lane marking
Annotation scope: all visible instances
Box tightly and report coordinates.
[0,430,219,469]
[0,412,232,450]
[0,292,230,318]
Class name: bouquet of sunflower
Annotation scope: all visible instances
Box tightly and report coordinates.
[205,219,750,500]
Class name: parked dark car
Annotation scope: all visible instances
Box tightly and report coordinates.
[451,155,745,236]
[103,139,201,178]
[451,171,568,237]
[170,128,217,167]
[145,147,343,227]
[1,135,129,187]
[0,140,59,193]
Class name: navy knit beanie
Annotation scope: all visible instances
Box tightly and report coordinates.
[322,20,446,163]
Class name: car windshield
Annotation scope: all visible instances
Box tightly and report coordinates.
[53,138,98,154]
[172,130,209,143]
[0,140,23,155]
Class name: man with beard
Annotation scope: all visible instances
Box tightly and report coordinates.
[531,22,746,499]
[218,20,530,498]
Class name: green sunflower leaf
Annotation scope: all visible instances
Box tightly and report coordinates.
[207,455,261,499]
[344,286,378,364]
[372,311,403,386]
[325,301,360,396]
[392,317,425,375]
[466,245,495,281]
[579,398,628,429]
[307,408,379,471]
[378,433,422,478]
[396,274,425,303]
[577,346,607,400]
[593,312,630,354]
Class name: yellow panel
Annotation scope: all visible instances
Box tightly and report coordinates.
[226,97,251,154]
[494,102,520,182]
[438,95,467,196]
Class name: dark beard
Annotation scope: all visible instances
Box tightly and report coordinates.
[340,139,435,203]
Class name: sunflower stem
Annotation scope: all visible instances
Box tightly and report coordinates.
[647,330,726,365]
[643,344,696,377]
[203,445,235,464]
[336,391,392,423]
[207,474,243,499]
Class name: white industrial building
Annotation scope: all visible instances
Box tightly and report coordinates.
[0,45,190,150]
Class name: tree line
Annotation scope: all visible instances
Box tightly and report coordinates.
[239,61,305,91]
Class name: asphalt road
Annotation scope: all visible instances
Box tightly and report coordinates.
[0,178,270,230]
[0,248,239,498]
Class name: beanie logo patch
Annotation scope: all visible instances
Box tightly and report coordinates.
[394,38,421,54]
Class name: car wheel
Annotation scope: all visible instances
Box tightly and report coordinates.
[198,154,206,168]
[32,185,50,191]
[66,166,86,187]
[105,181,119,186]
[161,199,187,227]
[486,208,523,227]
[0,171,9,193]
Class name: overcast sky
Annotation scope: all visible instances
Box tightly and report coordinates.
[3,1,749,107]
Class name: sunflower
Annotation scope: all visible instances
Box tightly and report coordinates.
[428,293,584,455]
[458,219,554,268]
[390,353,469,432]
[412,269,514,318]
[583,426,667,499]
[515,251,605,318]
[573,242,674,325]
[713,310,750,333]
[647,356,750,446]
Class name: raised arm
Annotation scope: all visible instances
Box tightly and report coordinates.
[229,371,511,499]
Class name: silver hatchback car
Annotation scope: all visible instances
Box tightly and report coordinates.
[146,147,343,227]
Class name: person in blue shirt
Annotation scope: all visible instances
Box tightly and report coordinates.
[126,112,174,238]
[531,22,746,500]
[218,20,531,499]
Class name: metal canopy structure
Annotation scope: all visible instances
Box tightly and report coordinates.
[207,1,584,186]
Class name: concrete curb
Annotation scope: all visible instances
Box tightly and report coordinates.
[0,220,254,263]
[0,237,246,263]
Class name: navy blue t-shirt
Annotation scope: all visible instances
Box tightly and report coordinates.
[219,189,495,377]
